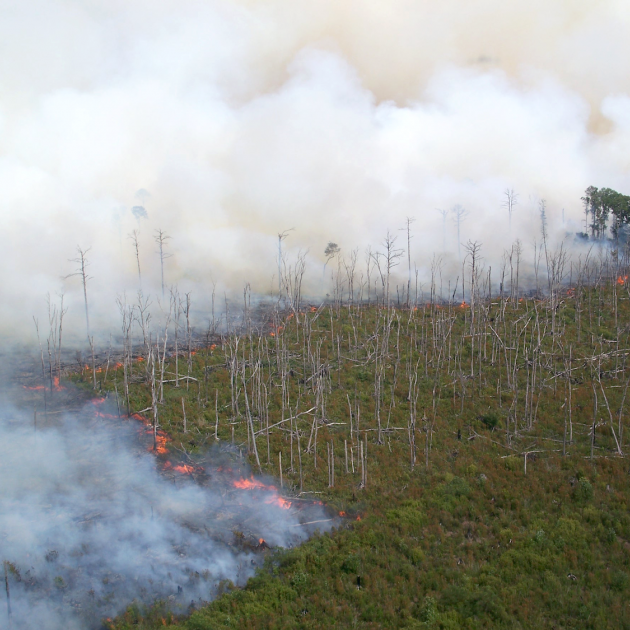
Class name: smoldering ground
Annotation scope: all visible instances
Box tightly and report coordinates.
[0,399,329,629]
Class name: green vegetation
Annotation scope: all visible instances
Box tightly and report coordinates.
[75,267,630,629]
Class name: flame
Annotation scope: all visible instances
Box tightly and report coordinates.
[617,276,628,285]
[92,403,119,419]
[259,538,265,544]
[22,376,64,392]
[233,477,268,490]
[232,476,292,509]
[339,511,347,517]
[287,313,294,320]
[136,357,144,362]
[153,432,169,455]
[356,515,361,521]
[459,301,468,308]
[210,344,217,350]
[273,496,292,509]
[173,464,195,474]
[567,288,575,296]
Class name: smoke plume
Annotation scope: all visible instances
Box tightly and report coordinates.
[1,0,630,336]
[0,400,326,629]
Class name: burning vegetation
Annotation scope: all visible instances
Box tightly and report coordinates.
[9,230,630,628]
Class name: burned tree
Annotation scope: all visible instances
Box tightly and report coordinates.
[451,205,468,262]
[503,188,518,233]
[154,229,171,298]
[129,229,142,288]
[66,246,92,340]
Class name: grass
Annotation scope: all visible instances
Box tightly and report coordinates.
[70,280,630,628]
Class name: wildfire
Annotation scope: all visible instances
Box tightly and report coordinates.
[173,464,195,474]
[210,344,217,350]
[567,288,576,297]
[617,275,628,285]
[90,397,120,419]
[153,432,169,455]
[310,306,317,312]
[232,476,292,510]
[23,377,65,392]
[259,538,265,544]
[459,301,469,308]
[235,477,273,490]
[339,511,347,517]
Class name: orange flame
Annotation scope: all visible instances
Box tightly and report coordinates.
[23,377,65,392]
[310,306,317,312]
[210,344,217,350]
[173,464,195,474]
[339,511,347,517]
[153,432,169,455]
[232,477,292,509]
[259,538,265,544]
[459,301,468,308]
[617,276,628,285]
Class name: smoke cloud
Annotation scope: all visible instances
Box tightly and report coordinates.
[1,0,630,337]
[0,401,326,629]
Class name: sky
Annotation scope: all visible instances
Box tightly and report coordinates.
[1,0,629,338]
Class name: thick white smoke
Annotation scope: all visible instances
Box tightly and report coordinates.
[1,0,630,338]
[0,401,326,629]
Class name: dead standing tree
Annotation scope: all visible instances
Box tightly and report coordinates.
[129,229,142,289]
[154,229,171,298]
[400,217,415,307]
[451,205,468,263]
[66,246,92,340]
[503,188,518,234]
[277,229,294,297]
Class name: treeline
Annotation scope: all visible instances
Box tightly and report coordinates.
[581,185,630,240]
